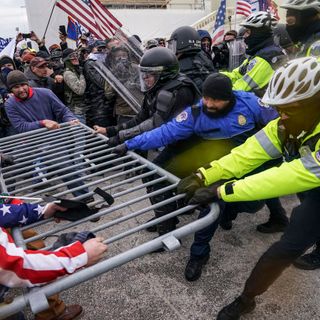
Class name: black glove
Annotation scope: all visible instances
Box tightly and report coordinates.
[106,126,119,137]
[188,184,220,205]
[113,143,128,156]
[177,173,204,202]
[107,135,120,147]
[0,153,14,167]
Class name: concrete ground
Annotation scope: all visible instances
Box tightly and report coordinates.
[21,181,319,320]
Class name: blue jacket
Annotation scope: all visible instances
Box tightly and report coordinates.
[5,88,75,133]
[125,91,278,151]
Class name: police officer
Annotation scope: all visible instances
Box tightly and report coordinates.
[279,0,320,271]
[281,0,320,57]
[177,57,320,319]
[222,11,288,234]
[113,74,284,267]
[167,26,215,91]
[94,47,199,144]
[222,11,286,97]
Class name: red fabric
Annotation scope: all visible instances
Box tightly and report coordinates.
[14,87,34,102]
[0,228,86,287]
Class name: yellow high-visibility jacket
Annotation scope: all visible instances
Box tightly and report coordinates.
[197,119,320,202]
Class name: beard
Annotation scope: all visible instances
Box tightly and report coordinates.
[202,97,235,118]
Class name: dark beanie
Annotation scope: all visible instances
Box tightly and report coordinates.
[202,73,233,100]
[62,48,75,61]
[0,56,13,68]
[6,70,29,90]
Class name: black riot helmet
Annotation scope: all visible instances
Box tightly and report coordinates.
[168,26,202,55]
[139,47,180,92]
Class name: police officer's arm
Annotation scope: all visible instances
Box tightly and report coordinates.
[198,119,282,186]
[221,65,243,84]
[220,148,320,202]
[118,87,194,142]
[125,107,195,150]
[222,58,274,92]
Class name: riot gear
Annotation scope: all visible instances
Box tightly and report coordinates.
[139,47,180,92]
[168,26,201,55]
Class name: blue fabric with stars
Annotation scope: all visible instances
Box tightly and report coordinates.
[0,203,44,228]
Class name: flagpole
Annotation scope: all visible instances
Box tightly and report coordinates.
[234,2,237,30]
[43,0,58,39]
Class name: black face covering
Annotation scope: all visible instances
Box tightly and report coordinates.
[286,8,318,43]
[203,95,236,118]
[244,28,273,55]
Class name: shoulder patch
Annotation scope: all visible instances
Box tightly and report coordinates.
[246,59,257,72]
[238,115,247,126]
[315,150,320,163]
[175,111,188,123]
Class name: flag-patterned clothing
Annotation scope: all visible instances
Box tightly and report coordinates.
[0,203,87,287]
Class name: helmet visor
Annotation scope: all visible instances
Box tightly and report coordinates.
[139,66,162,92]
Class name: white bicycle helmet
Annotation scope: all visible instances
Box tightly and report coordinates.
[261,57,320,105]
[281,0,320,12]
[240,11,278,29]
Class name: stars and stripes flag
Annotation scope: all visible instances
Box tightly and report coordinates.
[56,0,123,39]
[212,0,227,45]
[236,0,252,17]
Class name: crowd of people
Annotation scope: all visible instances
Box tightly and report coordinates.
[0,0,320,319]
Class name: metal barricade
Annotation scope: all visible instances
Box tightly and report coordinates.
[0,123,219,319]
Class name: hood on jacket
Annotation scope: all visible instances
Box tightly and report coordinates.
[197,29,212,42]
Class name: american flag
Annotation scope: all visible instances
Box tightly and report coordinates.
[236,0,252,17]
[212,0,226,45]
[56,0,122,39]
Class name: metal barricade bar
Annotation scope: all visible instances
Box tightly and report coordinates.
[0,123,219,318]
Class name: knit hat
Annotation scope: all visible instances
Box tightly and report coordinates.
[202,73,234,101]
[6,70,29,90]
[62,48,75,61]
[0,56,14,68]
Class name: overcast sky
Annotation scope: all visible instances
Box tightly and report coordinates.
[0,0,28,38]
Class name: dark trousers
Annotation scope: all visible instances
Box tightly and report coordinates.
[243,188,320,299]
[190,200,264,258]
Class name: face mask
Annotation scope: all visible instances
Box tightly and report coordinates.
[1,67,13,80]
[113,58,130,80]
[201,42,211,54]
[94,52,107,62]
[286,24,305,43]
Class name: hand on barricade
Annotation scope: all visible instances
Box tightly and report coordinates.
[188,184,221,205]
[177,173,204,202]
[83,237,108,266]
[69,119,80,126]
[93,125,106,135]
[42,119,60,130]
[113,143,128,156]
[0,153,14,167]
